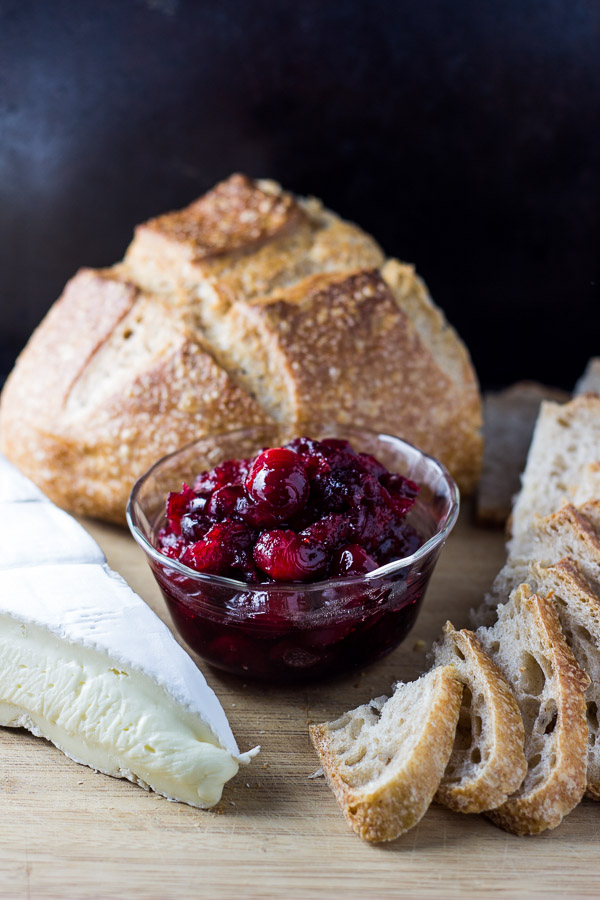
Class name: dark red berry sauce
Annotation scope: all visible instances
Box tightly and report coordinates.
[150,437,435,681]
[157,437,420,582]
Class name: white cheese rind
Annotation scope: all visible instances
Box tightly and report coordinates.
[0,455,47,502]
[0,503,106,569]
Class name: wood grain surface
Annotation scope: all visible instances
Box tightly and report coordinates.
[0,506,599,899]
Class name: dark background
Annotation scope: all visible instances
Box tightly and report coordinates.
[1,0,598,390]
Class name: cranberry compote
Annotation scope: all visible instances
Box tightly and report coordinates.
[150,436,433,680]
[157,437,420,583]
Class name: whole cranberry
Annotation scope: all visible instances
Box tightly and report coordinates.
[246,448,309,519]
[253,530,328,582]
[330,544,379,576]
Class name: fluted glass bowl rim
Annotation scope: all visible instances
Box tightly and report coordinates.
[126,424,460,593]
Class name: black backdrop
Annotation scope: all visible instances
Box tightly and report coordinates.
[1,0,598,389]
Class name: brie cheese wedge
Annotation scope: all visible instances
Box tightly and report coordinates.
[0,457,257,808]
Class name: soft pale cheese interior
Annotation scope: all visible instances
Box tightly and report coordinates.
[0,616,238,808]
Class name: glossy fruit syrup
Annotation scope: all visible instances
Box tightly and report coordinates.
[152,437,433,680]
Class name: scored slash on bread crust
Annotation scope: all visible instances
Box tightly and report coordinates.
[432,622,527,814]
[0,174,482,523]
[0,270,270,523]
[309,667,462,842]
[476,585,589,835]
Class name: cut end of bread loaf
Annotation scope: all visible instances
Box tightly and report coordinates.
[309,666,462,842]
[433,622,526,814]
[477,585,589,835]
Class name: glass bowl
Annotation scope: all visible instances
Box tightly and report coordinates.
[127,424,459,682]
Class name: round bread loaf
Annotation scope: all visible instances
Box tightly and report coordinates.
[0,174,482,522]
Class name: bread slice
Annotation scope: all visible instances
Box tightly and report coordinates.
[432,622,526,813]
[529,558,600,798]
[578,497,600,532]
[475,383,568,528]
[574,358,600,396]
[309,667,462,842]
[476,585,589,835]
[475,503,600,627]
[510,395,600,540]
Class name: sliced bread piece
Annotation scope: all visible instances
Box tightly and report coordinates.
[309,666,462,842]
[476,383,568,528]
[529,558,600,799]
[574,358,600,396]
[510,395,600,541]
[432,622,526,813]
[578,496,600,532]
[476,584,589,835]
[475,503,600,627]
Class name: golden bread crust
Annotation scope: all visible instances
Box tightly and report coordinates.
[0,269,270,522]
[0,175,483,521]
[434,622,526,813]
[137,173,304,260]
[309,667,462,842]
[531,557,600,799]
[484,589,589,835]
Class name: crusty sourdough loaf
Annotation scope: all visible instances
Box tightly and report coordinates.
[432,622,526,814]
[309,666,462,842]
[476,585,589,835]
[0,174,482,522]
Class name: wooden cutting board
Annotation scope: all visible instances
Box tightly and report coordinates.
[0,505,599,900]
